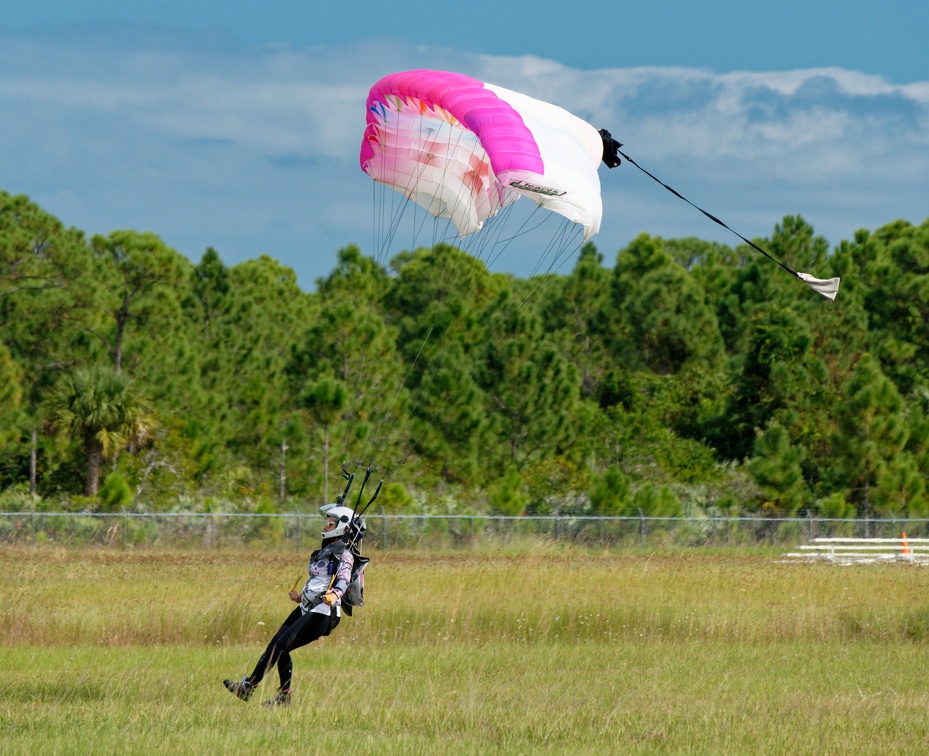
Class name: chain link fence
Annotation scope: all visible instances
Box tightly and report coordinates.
[1,511,927,550]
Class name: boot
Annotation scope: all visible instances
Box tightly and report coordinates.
[262,689,292,707]
[223,678,254,702]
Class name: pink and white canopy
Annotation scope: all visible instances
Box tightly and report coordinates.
[360,70,604,241]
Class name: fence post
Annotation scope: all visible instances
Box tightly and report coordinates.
[381,512,387,550]
[31,508,36,546]
[123,508,127,550]
[470,516,475,548]
[295,506,300,553]
[639,508,646,547]
[727,515,731,547]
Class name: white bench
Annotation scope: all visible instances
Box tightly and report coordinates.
[783,537,929,564]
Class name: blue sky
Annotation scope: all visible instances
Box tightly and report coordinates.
[2,2,927,288]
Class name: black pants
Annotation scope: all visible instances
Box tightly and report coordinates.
[247,607,340,690]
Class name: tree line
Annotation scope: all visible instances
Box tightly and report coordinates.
[2,189,928,520]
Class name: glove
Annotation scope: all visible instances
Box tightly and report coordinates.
[321,591,338,607]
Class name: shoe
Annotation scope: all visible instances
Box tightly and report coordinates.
[223,678,254,701]
[262,689,292,707]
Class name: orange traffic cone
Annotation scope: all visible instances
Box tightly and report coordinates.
[901,531,910,556]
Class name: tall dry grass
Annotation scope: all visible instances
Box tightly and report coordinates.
[4,546,929,646]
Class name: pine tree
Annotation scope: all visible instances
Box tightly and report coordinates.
[476,288,579,473]
[831,353,908,522]
[748,423,807,516]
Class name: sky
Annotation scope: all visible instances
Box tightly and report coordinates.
[2,1,927,290]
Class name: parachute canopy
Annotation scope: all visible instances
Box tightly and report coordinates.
[360,69,605,241]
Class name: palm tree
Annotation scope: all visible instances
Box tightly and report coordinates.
[45,364,154,496]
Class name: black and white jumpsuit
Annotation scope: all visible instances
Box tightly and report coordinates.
[246,538,354,691]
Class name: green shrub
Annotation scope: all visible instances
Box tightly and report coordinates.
[100,473,134,511]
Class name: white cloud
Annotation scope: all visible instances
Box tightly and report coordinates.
[1,26,927,287]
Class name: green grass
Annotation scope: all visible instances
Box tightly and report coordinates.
[3,547,929,753]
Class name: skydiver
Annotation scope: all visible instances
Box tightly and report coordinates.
[222,505,360,707]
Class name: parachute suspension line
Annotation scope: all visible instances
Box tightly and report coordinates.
[351,114,465,480]
[369,203,587,481]
[464,216,577,346]
[371,114,423,265]
[364,140,468,432]
[385,218,585,477]
[341,127,451,478]
[360,323,435,472]
[390,243,577,477]
[471,205,547,271]
[471,213,583,337]
[372,217,493,480]
[365,219,494,479]
[524,216,582,280]
[372,172,398,267]
[490,205,582,280]
[359,134,488,481]
[615,147,840,300]
[511,236,577,319]
[340,149,444,484]
[392,385,463,472]
[361,229,586,488]
[337,181,410,476]
[373,109,480,266]
[370,117,420,264]
[371,150,422,264]
[337,316,375,483]
[381,236,494,479]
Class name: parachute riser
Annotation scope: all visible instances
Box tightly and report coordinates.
[344,469,383,552]
[335,467,355,505]
[354,468,373,510]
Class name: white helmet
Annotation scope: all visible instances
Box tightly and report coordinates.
[320,505,356,539]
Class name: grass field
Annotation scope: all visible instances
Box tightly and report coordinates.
[3,546,929,753]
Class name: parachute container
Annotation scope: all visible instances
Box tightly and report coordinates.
[360,70,604,241]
